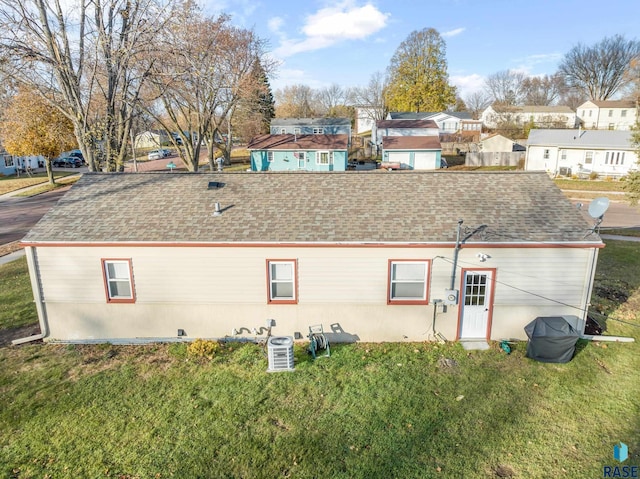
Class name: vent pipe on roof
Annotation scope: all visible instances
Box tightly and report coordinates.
[213,202,222,216]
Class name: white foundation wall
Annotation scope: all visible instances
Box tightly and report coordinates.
[30,245,596,342]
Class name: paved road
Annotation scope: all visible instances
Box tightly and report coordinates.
[0,187,71,244]
[573,200,640,229]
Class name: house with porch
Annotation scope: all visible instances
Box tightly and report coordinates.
[21,171,602,345]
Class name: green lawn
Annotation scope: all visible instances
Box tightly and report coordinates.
[0,256,37,329]
[0,242,638,478]
[554,178,626,192]
[0,172,75,196]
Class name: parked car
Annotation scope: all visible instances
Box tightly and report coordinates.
[53,157,82,168]
[148,150,164,160]
[161,148,171,157]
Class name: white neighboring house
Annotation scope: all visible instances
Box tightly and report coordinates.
[479,134,526,153]
[481,105,576,129]
[373,119,439,148]
[134,130,170,149]
[525,129,639,178]
[576,100,638,130]
[387,111,476,136]
[355,106,384,135]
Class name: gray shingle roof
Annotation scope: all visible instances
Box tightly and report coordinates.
[247,134,348,150]
[527,129,633,149]
[22,172,600,245]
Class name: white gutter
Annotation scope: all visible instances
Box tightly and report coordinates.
[12,246,49,345]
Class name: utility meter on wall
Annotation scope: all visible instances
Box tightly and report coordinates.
[444,289,459,306]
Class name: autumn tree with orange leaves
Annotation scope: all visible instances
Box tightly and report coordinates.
[0,89,77,185]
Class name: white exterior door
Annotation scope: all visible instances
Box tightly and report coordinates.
[459,270,494,339]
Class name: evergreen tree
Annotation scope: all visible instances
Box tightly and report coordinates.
[385,28,456,112]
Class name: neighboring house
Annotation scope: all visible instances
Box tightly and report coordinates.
[481,105,576,129]
[355,107,384,135]
[134,130,170,149]
[248,134,349,171]
[381,136,442,170]
[270,118,351,138]
[22,171,602,344]
[374,119,439,147]
[525,129,639,177]
[1,152,45,175]
[465,134,526,167]
[576,100,638,130]
[480,134,526,153]
[1,151,15,176]
[387,111,480,138]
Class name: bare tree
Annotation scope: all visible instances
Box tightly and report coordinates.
[350,71,388,122]
[274,84,318,117]
[558,35,640,101]
[0,0,173,171]
[521,74,566,105]
[484,70,527,105]
[144,9,270,171]
[464,91,491,119]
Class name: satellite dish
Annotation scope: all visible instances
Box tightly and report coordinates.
[588,197,610,219]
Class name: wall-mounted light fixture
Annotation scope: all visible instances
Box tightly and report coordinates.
[476,253,490,262]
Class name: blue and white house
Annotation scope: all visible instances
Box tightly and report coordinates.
[381,136,443,170]
[248,134,349,172]
[270,118,351,137]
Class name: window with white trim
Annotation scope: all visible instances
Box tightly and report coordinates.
[608,109,613,117]
[103,259,135,303]
[621,110,627,117]
[543,149,549,159]
[560,150,566,160]
[3,155,14,167]
[608,123,615,130]
[312,127,324,134]
[294,128,301,134]
[316,151,333,165]
[267,151,274,162]
[584,151,593,164]
[267,260,297,303]
[388,260,430,304]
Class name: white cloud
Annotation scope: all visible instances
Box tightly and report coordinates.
[442,27,465,38]
[273,2,390,58]
[450,73,486,98]
[513,53,563,74]
[268,16,284,33]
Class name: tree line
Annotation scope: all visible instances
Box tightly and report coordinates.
[0,0,275,179]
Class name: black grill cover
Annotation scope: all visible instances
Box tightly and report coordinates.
[524,316,580,363]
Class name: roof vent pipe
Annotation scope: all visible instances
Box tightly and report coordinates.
[213,202,222,216]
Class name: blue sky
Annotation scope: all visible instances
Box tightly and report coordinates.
[204,0,640,98]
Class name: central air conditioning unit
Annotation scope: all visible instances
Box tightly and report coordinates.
[444,289,459,306]
[267,336,294,372]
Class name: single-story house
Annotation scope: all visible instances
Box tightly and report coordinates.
[381,136,442,170]
[576,100,638,130]
[270,118,351,137]
[134,130,170,149]
[1,152,15,176]
[481,105,577,129]
[248,134,349,171]
[22,171,603,344]
[525,129,639,177]
[1,153,45,175]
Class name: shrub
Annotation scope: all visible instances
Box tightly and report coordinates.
[187,339,221,359]
[589,171,599,180]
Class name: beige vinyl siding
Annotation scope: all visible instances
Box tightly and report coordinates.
[32,245,596,342]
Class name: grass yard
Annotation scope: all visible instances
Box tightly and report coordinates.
[0,241,638,478]
[0,172,75,196]
[554,178,626,192]
[0,257,37,330]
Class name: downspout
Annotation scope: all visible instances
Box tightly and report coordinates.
[580,246,600,335]
[13,246,48,344]
[450,219,464,289]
